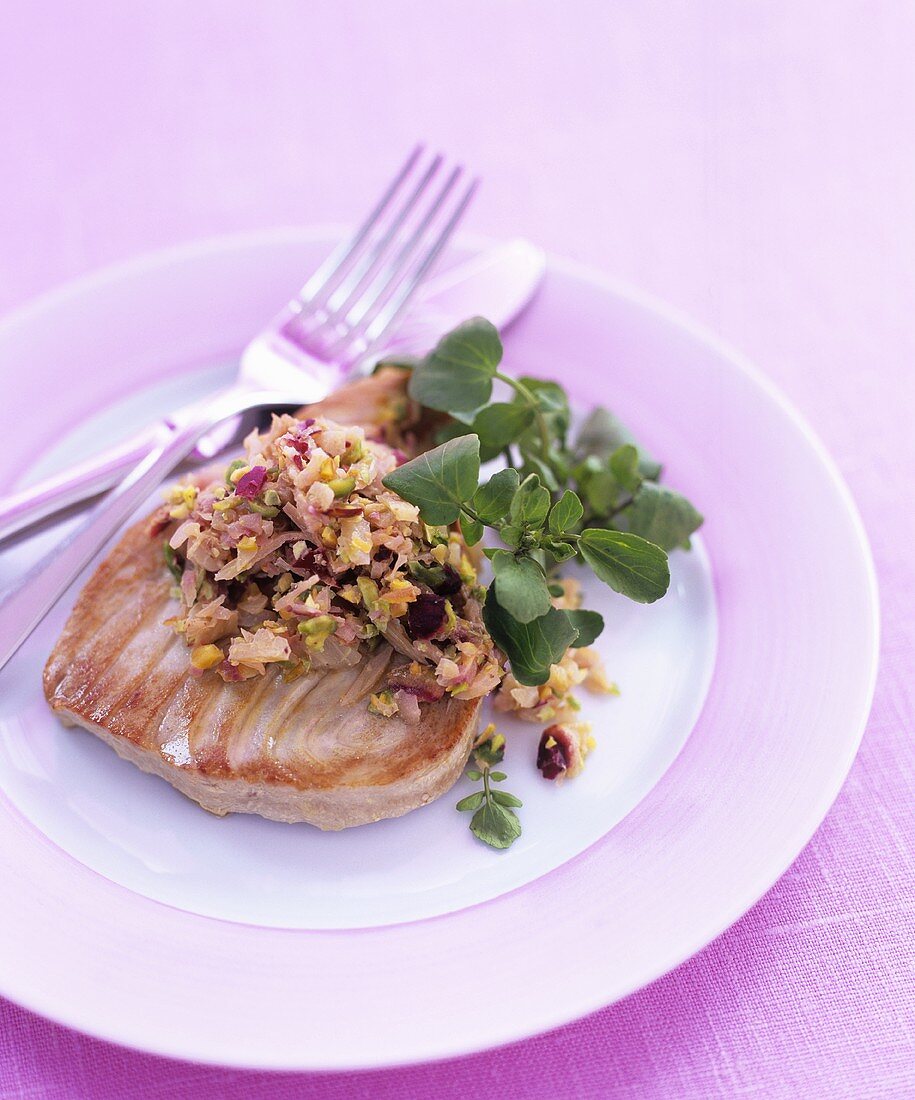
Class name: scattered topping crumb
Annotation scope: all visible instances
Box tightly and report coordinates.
[494,645,614,724]
[536,722,595,781]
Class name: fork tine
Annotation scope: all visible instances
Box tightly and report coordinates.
[317,154,445,321]
[324,164,466,354]
[341,175,480,366]
[292,143,424,311]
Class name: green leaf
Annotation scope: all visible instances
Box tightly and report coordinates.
[499,524,523,549]
[574,406,621,458]
[491,790,523,808]
[472,468,520,524]
[614,482,704,552]
[575,407,662,479]
[483,591,578,686]
[408,317,502,412]
[466,769,482,781]
[489,771,507,782]
[472,402,534,462]
[574,445,646,519]
[548,489,584,534]
[579,528,670,604]
[459,510,484,546]
[576,463,620,514]
[518,450,561,492]
[382,435,480,525]
[456,791,485,812]
[490,550,552,624]
[564,609,605,647]
[470,800,522,849]
[638,454,663,482]
[541,537,577,563]
[509,473,551,528]
[609,444,642,493]
[514,377,570,436]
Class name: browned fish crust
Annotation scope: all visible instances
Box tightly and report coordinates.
[42,371,481,829]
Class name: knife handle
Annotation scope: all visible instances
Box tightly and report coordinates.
[0,426,163,543]
[0,387,303,674]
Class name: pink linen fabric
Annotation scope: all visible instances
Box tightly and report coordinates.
[1,2,913,1096]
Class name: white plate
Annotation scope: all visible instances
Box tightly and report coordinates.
[0,231,877,1068]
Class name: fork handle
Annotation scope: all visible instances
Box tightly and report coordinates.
[0,388,300,674]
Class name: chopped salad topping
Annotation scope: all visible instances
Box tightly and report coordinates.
[155,414,503,720]
[149,314,705,852]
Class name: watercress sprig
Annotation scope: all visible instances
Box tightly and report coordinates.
[380,317,703,851]
[383,317,703,687]
[456,725,523,849]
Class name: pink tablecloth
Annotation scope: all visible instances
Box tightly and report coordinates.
[2,3,913,1096]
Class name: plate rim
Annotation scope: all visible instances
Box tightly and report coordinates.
[0,229,879,1069]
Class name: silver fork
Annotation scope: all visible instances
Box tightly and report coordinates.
[0,146,479,673]
[0,145,477,543]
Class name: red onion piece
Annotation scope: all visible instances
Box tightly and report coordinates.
[537,725,573,780]
[235,466,267,500]
[406,593,447,639]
